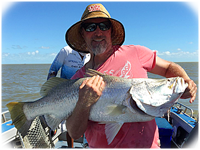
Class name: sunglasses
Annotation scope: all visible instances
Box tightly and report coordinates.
[81,21,111,32]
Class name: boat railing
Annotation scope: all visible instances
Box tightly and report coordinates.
[172,102,194,118]
[1,110,10,123]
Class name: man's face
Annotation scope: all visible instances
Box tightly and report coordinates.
[81,18,112,55]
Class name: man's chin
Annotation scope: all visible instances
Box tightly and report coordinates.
[93,49,106,55]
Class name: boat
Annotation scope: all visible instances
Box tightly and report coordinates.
[1,102,198,148]
[168,102,198,148]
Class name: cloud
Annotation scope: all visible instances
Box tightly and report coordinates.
[12,45,22,49]
[156,47,195,57]
[156,50,198,56]
[2,49,198,64]
[165,51,171,55]
[155,50,198,62]
[39,46,50,49]
[11,45,27,49]
[2,51,57,64]
[50,53,57,56]
[27,50,39,55]
[3,53,10,57]
[155,50,170,56]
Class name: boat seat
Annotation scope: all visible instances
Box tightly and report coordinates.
[2,120,14,133]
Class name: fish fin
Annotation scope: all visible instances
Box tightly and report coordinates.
[40,77,68,97]
[85,68,105,77]
[6,102,32,136]
[99,121,116,124]
[44,114,62,130]
[98,121,107,124]
[105,122,124,145]
[105,105,127,116]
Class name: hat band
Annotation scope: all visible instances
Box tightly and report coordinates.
[81,11,110,20]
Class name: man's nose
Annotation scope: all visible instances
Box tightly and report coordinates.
[94,26,102,36]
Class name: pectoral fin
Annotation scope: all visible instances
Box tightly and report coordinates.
[105,122,124,145]
[105,105,127,116]
[44,114,62,130]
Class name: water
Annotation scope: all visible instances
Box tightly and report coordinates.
[2,64,51,112]
[2,62,198,118]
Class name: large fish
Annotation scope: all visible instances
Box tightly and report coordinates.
[7,69,188,145]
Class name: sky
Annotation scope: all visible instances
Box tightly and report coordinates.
[1,1,199,64]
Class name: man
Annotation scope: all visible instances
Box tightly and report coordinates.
[47,45,90,80]
[65,4,197,148]
[47,45,90,147]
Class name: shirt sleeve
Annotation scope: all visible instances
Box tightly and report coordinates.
[135,45,156,72]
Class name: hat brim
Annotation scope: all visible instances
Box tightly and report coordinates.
[66,16,125,53]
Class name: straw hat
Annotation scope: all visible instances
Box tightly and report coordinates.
[65,3,125,53]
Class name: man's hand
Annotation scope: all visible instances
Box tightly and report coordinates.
[78,75,105,108]
[66,75,105,139]
[181,79,197,103]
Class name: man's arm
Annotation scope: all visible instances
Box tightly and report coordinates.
[150,56,197,103]
[66,75,105,139]
[47,48,66,80]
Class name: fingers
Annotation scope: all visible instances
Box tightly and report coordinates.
[100,78,106,91]
[181,79,197,103]
[83,75,105,92]
[94,75,105,92]
[189,93,196,103]
[78,75,105,107]
[187,79,197,103]
[80,78,89,89]
[80,75,103,88]
[88,75,101,87]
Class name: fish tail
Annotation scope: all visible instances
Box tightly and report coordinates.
[6,102,32,136]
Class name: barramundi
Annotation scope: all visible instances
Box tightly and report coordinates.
[7,69,188,145]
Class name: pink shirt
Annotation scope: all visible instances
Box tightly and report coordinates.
[71,45,160,148]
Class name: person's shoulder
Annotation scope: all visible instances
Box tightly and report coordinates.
[61,46,73,53]
[118,44,137,50]
[59,46,73,55]
[117,45,136,52]
[121,45,145,49]
[121,45,152,52]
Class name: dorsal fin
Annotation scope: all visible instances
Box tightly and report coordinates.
[40,77,68,97]
[85,68,105,77]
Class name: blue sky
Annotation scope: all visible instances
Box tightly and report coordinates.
[2,2,198,64]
